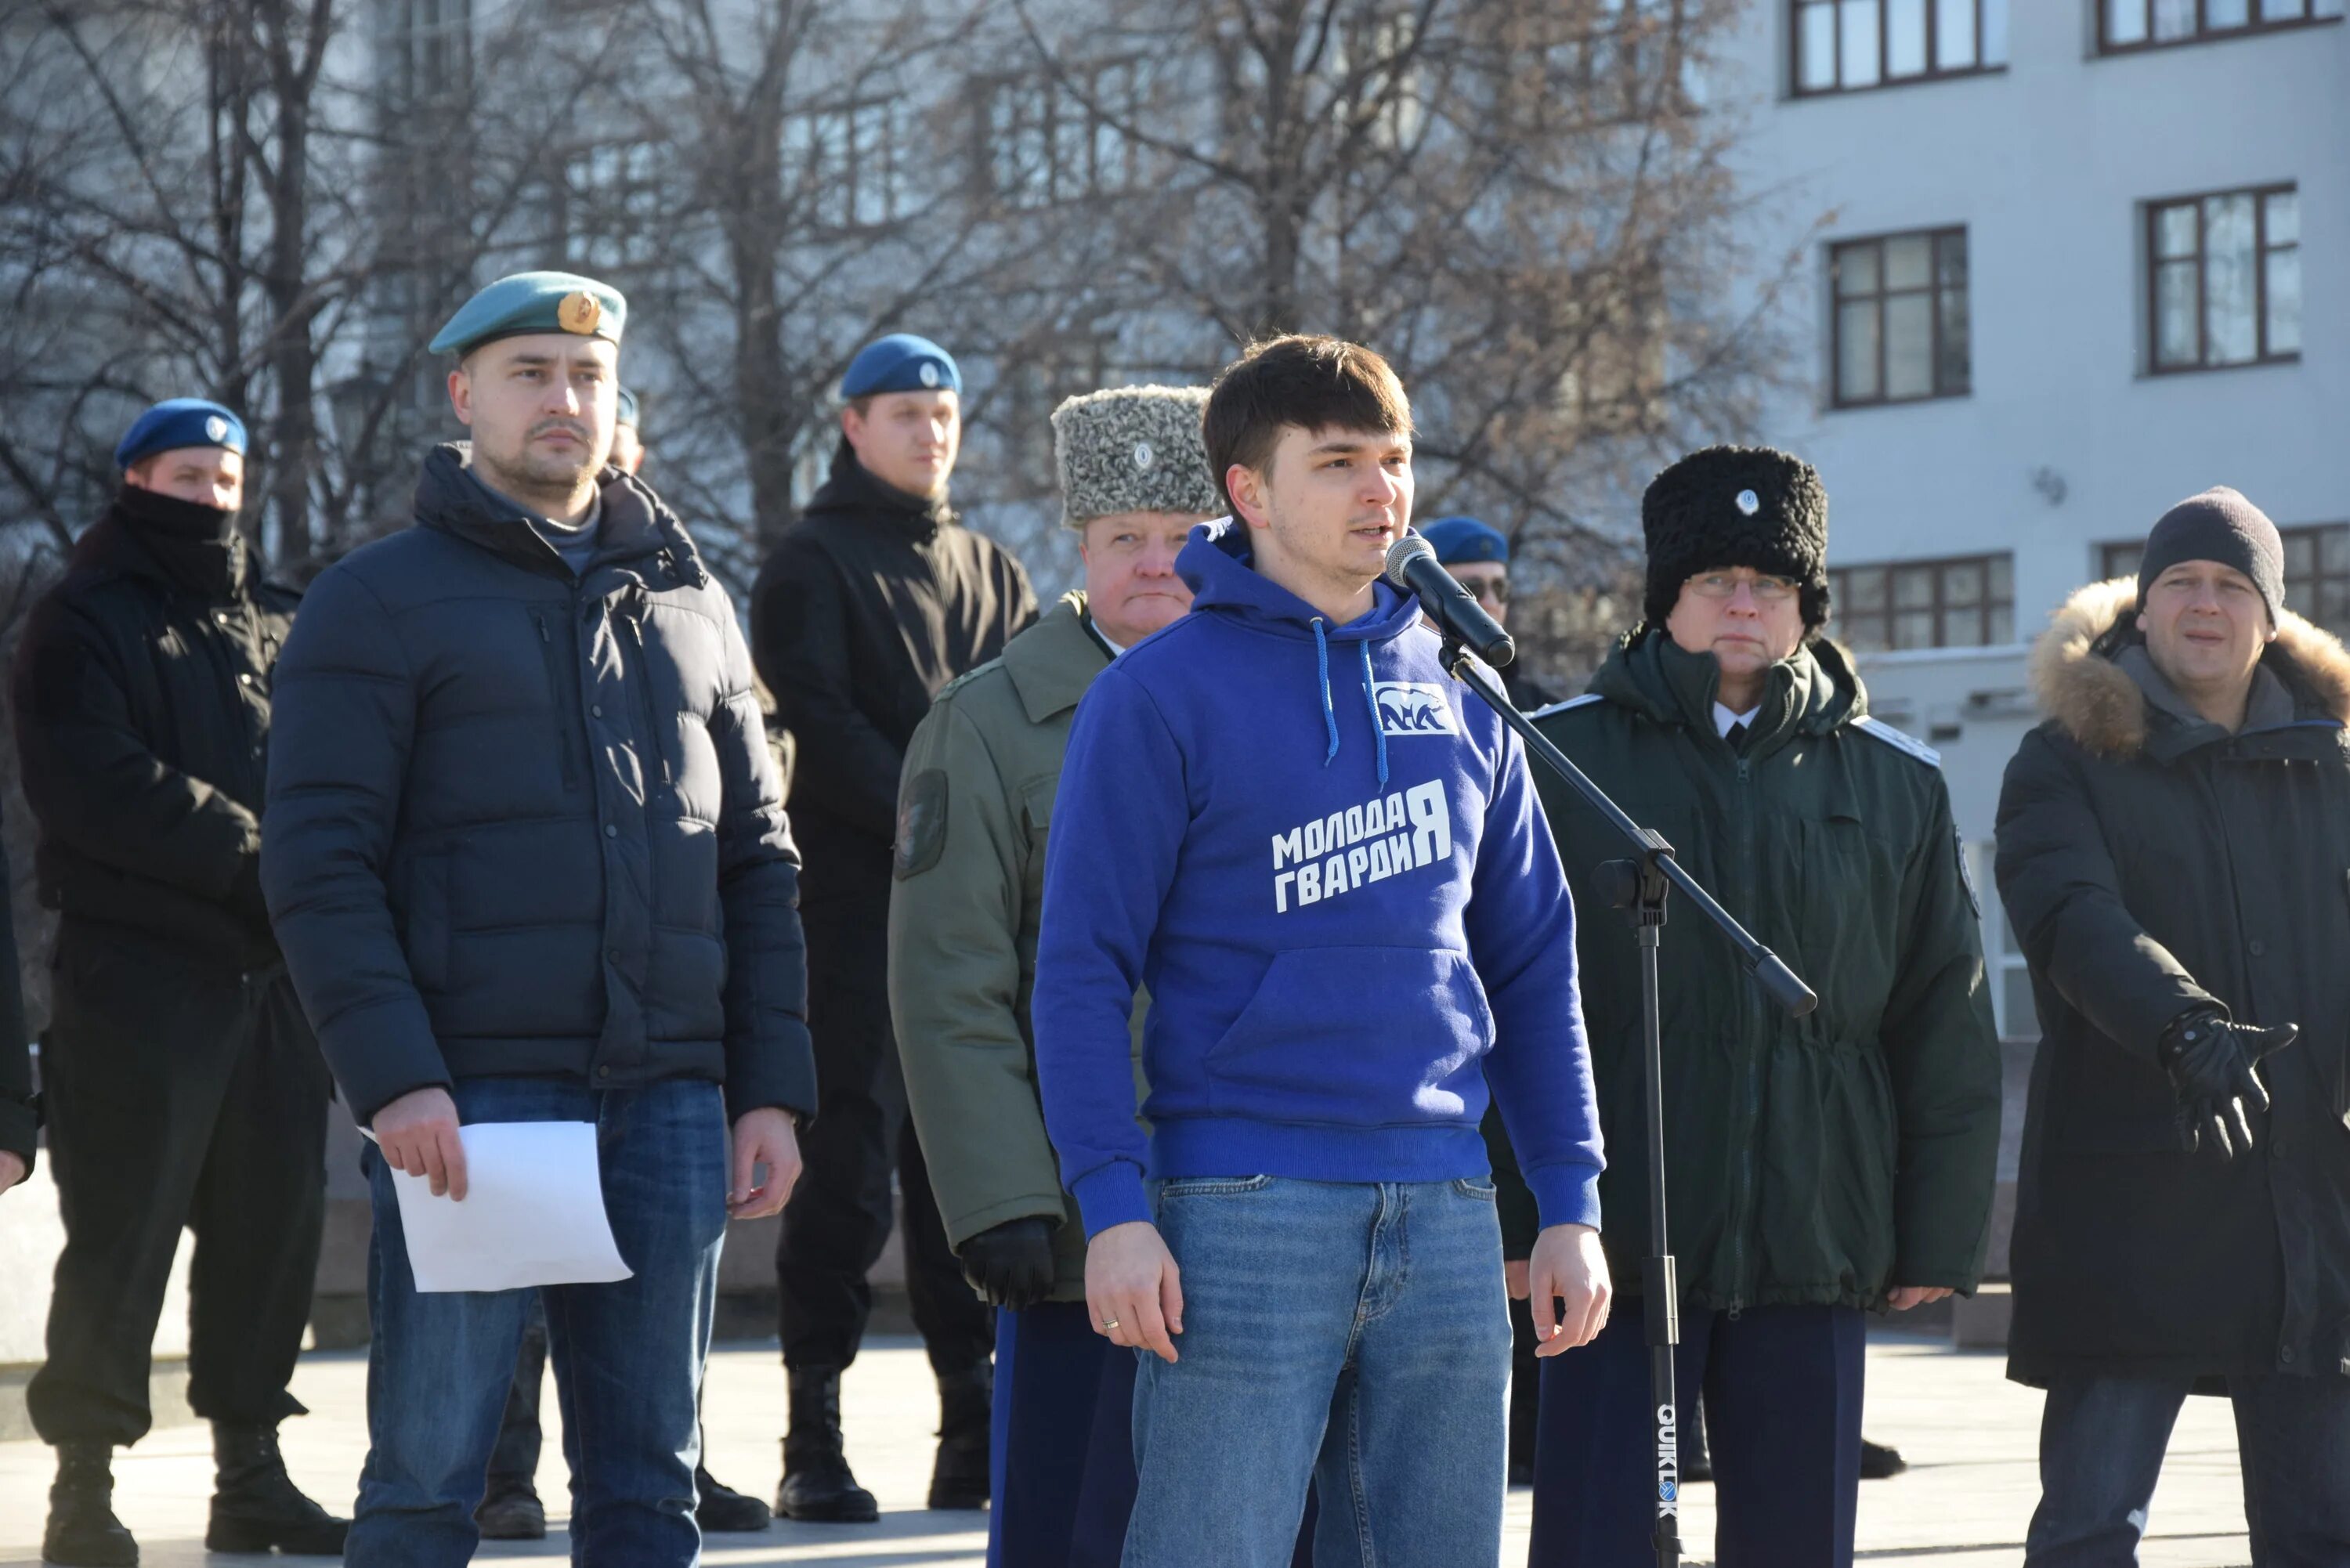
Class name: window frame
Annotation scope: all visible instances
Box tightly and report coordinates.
[2144,182,2300,376]
[2097,0,2344,55]
[1828,551,2016,652]
[1828,226,1972,410]
[783,96,906,236]
[972,60,1144,210]
[1789,0,2008,98]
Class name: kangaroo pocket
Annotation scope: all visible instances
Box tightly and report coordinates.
[1203,946,1491,1126]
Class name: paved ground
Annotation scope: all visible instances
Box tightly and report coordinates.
[0,1331,2253,1566]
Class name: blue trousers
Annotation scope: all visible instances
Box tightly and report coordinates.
[1123,1176,1508,1568]
[1530,1299,1864,1567]
[2026,1371,2350,1566]
[347,1076,728,1568]
[991,1300,1322,1568]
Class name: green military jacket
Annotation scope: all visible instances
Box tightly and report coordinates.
[888,592,1144,1302]
[1522,630,2001,1311]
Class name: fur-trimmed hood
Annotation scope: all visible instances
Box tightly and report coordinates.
[2030,576,2350,757]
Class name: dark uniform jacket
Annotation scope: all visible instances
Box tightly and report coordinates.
[750,442,1035,902]
[12,489,296,974]
[1515,630,2001,1311]
[889,593,1147,1302]
[1997,578,2350,1388]
[0,822,30,1169]
[262,445,815,1126]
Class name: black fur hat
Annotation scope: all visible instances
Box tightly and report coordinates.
[1640,445,1831,632]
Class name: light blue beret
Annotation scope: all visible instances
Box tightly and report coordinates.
[114,399,245,471]
[841,334,960,399]
[430,270,627,358]
[1421,515,1510,565]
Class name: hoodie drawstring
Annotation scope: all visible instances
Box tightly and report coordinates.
[1311,618,1341,767]
[1358,639,1389,787]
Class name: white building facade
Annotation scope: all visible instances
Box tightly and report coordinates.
[1715,0,2348,1036]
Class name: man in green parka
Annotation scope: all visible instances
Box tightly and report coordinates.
[1520,446,2001,1566]
[888,385,1217,1567]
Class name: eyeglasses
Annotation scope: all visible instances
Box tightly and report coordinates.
[1458,577,1509,606]
[1686,572,1799,605]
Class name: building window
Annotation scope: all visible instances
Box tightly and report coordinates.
[2101,0,2343,52]
[1831,228,1969,407]
[2148,185,2298,373]
[1792,0,2009,95]
[978,62,1141,208]
[784,100,903,232]
[2102,522,2350,636]
[1829,554,2014,651]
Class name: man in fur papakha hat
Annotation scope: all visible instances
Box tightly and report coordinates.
[1515,445,2001,1566]
[889,385,1228,1566]
[1996,486,2350,1563]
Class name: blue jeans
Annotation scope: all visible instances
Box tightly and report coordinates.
[1123,1176,1510,1568]
[347,1075,729,1568]
[1530,1299,1864,1566]
[2026,1372,2350,1566]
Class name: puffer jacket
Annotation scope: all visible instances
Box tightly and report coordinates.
[263,444,815,1125]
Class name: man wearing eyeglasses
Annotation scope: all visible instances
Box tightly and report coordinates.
[1518,446,2001,1566]
[1421,515,1556,712]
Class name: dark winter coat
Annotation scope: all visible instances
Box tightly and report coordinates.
[262,445,815,1126]
[0,818,29,1169]
[12,490,298,973]
[1521,630,2001,1310]
[749,443,1035,901]
[1996,578,2350,1387]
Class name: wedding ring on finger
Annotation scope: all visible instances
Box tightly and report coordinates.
[1101,1317,1121,1331]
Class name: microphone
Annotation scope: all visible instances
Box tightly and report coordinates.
[1384,530,1515,669]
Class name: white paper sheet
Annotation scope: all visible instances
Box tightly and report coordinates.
[384,1121,633,1293]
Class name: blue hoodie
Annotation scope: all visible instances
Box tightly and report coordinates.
[1032,520,1604,1238]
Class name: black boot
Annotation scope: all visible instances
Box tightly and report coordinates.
[42,1443,138,1567]
[927,1362,991,1511]
[696,1463,772,1532]
[473,1479,548,1541]
[1860,1437,1908,1479]
[775,1367,878,1523]
[204,1423,349,1556]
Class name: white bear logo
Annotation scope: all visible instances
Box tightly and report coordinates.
[1373,681,1458,736]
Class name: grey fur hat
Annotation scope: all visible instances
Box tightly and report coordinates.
[1051,385,1218,529]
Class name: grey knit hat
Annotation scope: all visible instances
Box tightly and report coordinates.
[1051,385,1218,529]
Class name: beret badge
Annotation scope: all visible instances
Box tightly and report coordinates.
[557,291,603,335]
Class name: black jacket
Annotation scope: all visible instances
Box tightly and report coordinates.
[12,489,295,972]
[750,443,1035,899]
[263,445,815,1125]
[1996,579,2350,1387]
[0,817,31,1169]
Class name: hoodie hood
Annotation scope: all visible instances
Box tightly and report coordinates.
[2030,576,2350,759]
[1175,517,1426,787]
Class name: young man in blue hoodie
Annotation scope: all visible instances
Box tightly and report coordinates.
[1032,334,1610,1566]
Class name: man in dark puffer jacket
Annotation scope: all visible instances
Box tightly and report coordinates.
[264,271,815,1568]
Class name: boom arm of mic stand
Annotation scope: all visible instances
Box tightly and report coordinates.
[1440,642,1818,1019]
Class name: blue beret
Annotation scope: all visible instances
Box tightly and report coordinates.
[841,334,960,399]
[615,386,640,428]
[1420,515,1509,566]
[114,399,245,471]
[431,270,626,358]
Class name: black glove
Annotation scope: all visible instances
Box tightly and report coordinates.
[2158,1008,2298,1161]
[956,1216,1057,1311]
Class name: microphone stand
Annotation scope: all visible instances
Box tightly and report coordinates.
[1438,638,1817,1568]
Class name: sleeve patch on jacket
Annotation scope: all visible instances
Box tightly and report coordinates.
[895,768,949,880]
